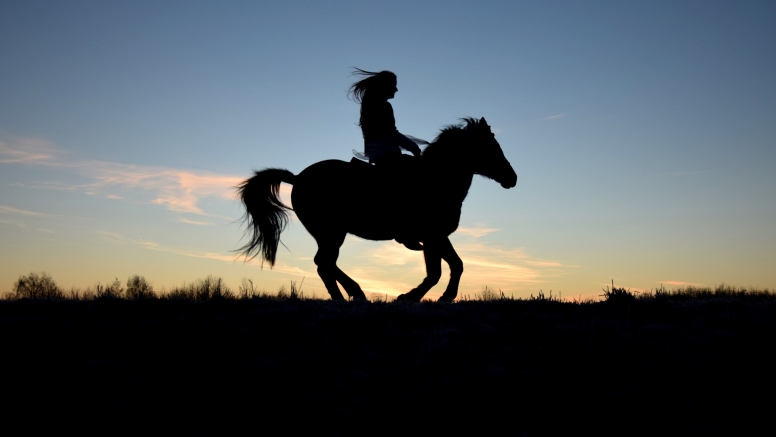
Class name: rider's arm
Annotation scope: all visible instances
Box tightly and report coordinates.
[397,134,421,157]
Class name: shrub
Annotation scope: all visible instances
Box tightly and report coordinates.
[477,285,503,301]
[12,272,64,300]
[94,278,124,299]
[126,275,156,300]
[601,280,637,303]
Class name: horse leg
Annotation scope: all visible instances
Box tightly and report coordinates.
[333,267,367,301]
[396,241,442,302]
[313,233,367,301]
[314,236,346,301]
[437,237,464,302]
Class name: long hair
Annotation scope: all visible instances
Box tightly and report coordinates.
[347,68,396,104]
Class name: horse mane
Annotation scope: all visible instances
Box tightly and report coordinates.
[422,117,485,158]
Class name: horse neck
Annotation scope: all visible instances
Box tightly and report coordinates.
[422,144,475,205]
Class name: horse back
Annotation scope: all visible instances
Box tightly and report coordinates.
[291,159,399,241]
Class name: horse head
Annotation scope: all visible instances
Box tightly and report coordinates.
[468,117,517,188]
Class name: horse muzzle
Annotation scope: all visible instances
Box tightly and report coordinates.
[500,170,517,189]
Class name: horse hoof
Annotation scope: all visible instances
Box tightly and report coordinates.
[395,293,417,303]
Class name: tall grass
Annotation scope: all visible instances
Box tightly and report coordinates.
[643,283,774,301]
[4,271,774,303]
[167,276,233,301]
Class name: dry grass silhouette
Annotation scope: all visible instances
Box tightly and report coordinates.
[4,271,773,304]
[2,271,775,435]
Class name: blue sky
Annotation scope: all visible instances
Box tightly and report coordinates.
[1,0,775,298]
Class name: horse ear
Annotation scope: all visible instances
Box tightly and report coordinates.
[479,117,491,131]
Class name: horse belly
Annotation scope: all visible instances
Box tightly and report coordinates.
[347,202,397,241]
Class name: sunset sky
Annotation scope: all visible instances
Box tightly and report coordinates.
[1,0,774,299]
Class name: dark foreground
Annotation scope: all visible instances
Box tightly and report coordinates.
[2,296,775,436]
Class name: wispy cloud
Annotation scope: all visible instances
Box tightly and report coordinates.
[80,161,244,215]
[0,204,44,216]
[456,226,500,238]
[0,137,271,216]
[354,239,570,297]
[0,218,26,227]
[660,280,706,287]
[652,170,710,177]
[361,242,426,267]
[341,271,420,297]
[0,138,59,163]
[95,230,315,278]
[541,114,566,121]
[450,226,571,289]
[455,242,556,286]
[177,217,214,226]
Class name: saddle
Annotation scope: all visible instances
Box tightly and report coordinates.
[349,156,380,185]
[348,156,419,197]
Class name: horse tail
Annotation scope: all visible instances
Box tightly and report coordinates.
[237,168,295,267]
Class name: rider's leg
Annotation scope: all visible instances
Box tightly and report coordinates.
[375,154,424,251]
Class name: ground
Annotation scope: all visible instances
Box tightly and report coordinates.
[2,295,774,436]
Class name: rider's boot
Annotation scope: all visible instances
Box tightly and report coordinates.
[396,236,423,251]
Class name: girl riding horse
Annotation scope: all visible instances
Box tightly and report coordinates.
[348,68,425,250]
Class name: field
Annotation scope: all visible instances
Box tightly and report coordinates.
[2,275,775,436]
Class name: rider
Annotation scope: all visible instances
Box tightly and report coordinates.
[348,69,422,164]
[348,68,424,250]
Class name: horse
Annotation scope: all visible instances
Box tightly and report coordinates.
[237,117,517,302]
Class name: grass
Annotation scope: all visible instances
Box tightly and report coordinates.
[4,272,774,304]
[2,272,776,435]
[4,272,300,302]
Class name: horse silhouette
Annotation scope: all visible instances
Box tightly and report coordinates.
[237,117,517,302]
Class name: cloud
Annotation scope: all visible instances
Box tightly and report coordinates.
[78,161,245,215]
[0,138,59,163]
[0,137,276,216]
[0,218,26,227]
[652,170,709,177]
[177,217,214,226]
[541,114,566,121]
[454,243,550,286]
[660,280,706,287]
[523,260,564,267]
[352,239,570,297]
[0,204,45,216]
[361,242,425,267]
[96,230,315,278]
[456,226,500,238]
[341,272,419,297]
